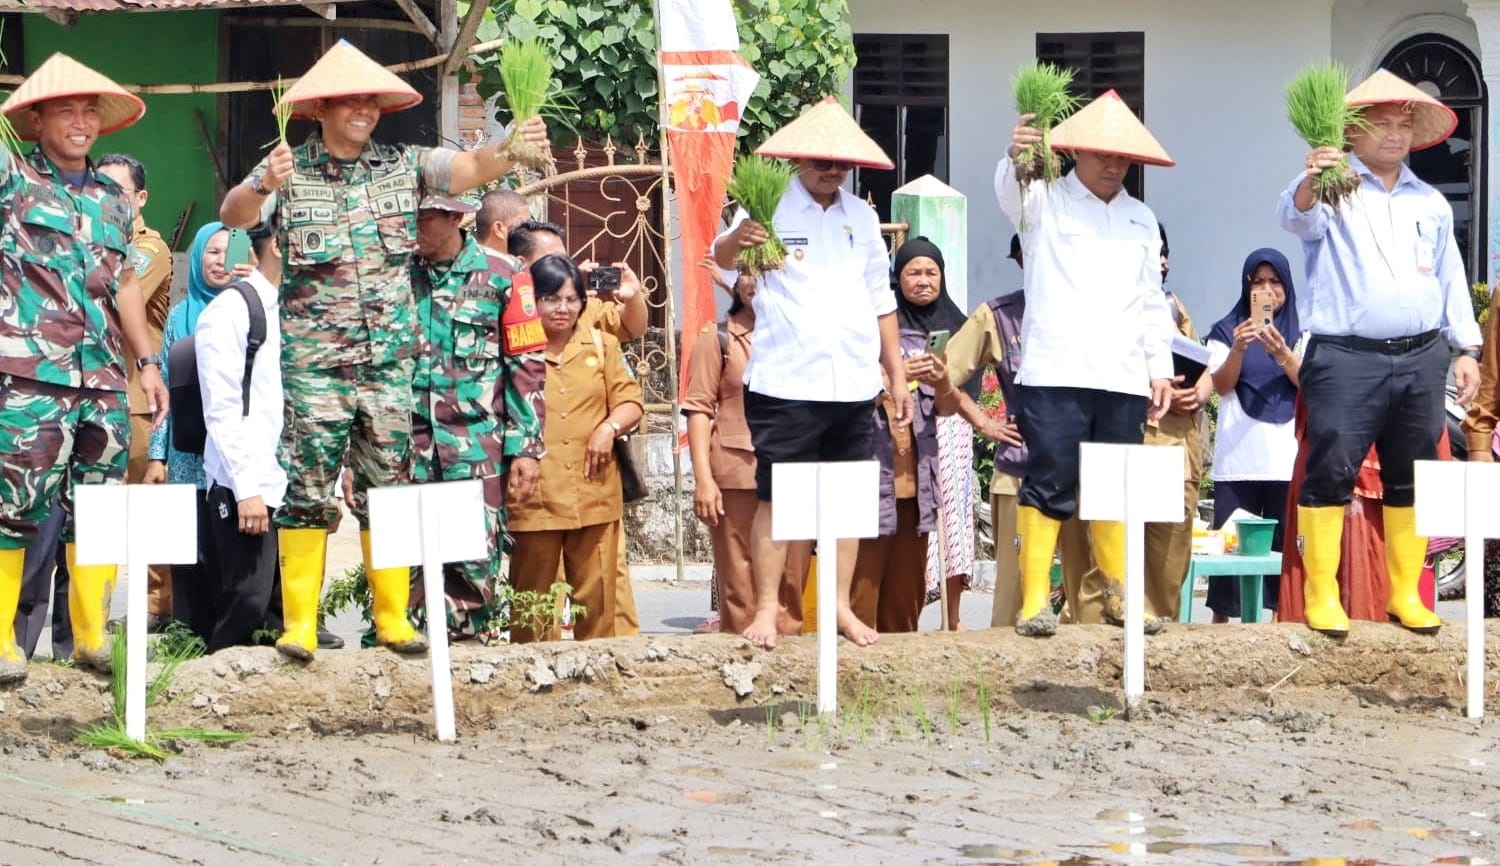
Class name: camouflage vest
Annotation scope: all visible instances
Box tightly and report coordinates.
[276,135,421,369]
[0,147,134,391]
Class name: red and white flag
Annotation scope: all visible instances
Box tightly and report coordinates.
[658,0,759,414]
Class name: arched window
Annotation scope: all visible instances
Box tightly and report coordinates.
[1380,35,1487,282]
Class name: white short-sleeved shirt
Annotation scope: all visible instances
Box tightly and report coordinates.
[1207,339,1298,482]
[719,177,894,402]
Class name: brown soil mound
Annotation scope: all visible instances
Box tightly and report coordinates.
[1,622,1490,744]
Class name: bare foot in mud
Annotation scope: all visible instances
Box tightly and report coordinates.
[742,612,780,649]
[837,607,879,646]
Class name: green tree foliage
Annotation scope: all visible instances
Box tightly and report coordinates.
[468,0,857,152]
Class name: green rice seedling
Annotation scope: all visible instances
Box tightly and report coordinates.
[273,76,292,144]
[907,683,932,742]
[497,37,559,172]
[946,680,962,736]
[0,24,22,154]
[977,676,992,743]
[854,678,874,745]
[725,155,796,274]
[1011,61,1081,185]
[1285,61,1368,207]
[765,703,779,747]
[75,628,248,762]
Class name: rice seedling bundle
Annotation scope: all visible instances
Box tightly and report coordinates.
[498,38,558,172]
[725,156,795,274]
[1010,61,1081,185]
[1285,61,1367,207]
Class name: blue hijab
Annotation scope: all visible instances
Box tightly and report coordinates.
[168,221,228,337]
[1207,248,1300,425]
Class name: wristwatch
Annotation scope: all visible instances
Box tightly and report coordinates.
[249,174,273,196]
[1459,346,1483,362]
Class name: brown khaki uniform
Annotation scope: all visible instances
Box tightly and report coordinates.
[1136,294,1207,620]
[945,302,1092,625]
[124,219,174,615]
[682,313,811,634]
[508,326,643,642]
[569,297,641,634]
[850,397,928,632]
[1462,290,1500,456]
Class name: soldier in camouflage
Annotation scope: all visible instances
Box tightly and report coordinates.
[219,39,548,660]
[409,196,545,640]
[0,54,170,683]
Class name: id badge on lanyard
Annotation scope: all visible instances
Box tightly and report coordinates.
[1414,221,1436,275]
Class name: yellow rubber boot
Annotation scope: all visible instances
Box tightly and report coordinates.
[276,528,327,660]
[1297,506,1350,637]
[1015,506,1062,637]
[0,548,27,684]
[1383,506,1441,634]
[362,531,427,654]
[66,543,117,672]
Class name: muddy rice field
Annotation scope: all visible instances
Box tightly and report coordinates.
[1,622,1498,865]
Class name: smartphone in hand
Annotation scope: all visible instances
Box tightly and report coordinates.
[225,228,252,270]
[588,265,621,299]
[1249,288,1274,327]
[925,329,951,357]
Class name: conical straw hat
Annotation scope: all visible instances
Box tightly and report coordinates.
[1049,89,1174,167]
[278,39,422,120]
[0,53,144,141]
[1346,68,1457,151]
[756,96,894,170]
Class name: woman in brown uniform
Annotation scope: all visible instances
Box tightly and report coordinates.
[682,272,812,634]
[507,254,644,642]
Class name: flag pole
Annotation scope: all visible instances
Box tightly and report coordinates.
[651,0,686,585]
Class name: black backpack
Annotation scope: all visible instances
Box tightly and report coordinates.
[167,280,266,455]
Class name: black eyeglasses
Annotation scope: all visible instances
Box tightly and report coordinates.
[810,159,854,171]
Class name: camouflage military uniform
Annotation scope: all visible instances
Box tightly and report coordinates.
[0,147,136,549]
[410,234,545,640]
[245,133,457,528]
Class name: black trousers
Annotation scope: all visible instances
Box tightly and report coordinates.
[14,496,70,659]
[1299,335,1448,509]
[744,389,876,502]
[199,484,281,652]
[1014,386,1148,521]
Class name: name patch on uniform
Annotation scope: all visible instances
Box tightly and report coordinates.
[504,320,546,354]
[287,185,336,204]
[783,236,809,246]
[501,272,546,354]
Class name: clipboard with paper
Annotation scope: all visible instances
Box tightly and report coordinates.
[1170,334,1211,384]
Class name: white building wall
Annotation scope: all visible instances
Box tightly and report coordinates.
[846,0,1463,326]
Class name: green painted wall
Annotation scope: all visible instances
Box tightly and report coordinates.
[24,10,220,250]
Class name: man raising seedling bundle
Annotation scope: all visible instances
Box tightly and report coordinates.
[996,90,1178,639]
[0,54,169,682]
[1278,69,1481,637]
[220,40,548,661]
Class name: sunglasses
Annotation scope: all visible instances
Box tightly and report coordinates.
[809,159,854,171]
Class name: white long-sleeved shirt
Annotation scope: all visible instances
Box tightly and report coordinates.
[198,269,287,508]
[994,157,1175,396]
[718,176,895,402]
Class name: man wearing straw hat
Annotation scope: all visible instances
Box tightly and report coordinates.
[997,90,1178,639]
[219,40,549,661]
[712,96,907,649]
[1279,69,1482,637]
[408,194,545,642]
[0,53,170,682]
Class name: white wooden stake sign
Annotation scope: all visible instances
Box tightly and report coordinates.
[1414,460,1500,719]
[74,483,199,742]
[771,461,880,716]
[368,479,488,742]
[1078,443,1185,711]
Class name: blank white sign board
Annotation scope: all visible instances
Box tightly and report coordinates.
[770,460,879,717]
[1415,460,1500,719]
[368,480,489,743]
[74,483,199,743]
[1077,443,1185,712]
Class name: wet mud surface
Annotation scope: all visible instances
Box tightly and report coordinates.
[1,623,1498,864]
